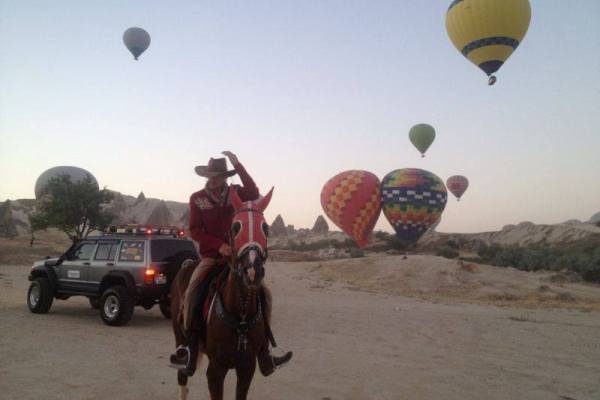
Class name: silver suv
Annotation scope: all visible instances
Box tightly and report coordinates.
[27,225,199,326]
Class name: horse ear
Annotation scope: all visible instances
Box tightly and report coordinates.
[255,187,274,212]
[229,187,244,210]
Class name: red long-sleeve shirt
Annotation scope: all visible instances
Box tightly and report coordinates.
[189,162,259,259]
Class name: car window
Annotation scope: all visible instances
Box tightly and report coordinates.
[119,241,145,262]
[109,244,118,260]
[71,242,96,261]
[151,239,196,262]
[95,242,119,261]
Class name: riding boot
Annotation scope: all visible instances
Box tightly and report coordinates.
[170,328,201,376]
[257,341,293,377]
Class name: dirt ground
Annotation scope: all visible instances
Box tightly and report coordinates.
[1,256,600,400]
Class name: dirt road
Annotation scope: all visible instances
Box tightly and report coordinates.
[1,259,599,400]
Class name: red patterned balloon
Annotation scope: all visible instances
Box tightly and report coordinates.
[320,170,381,247]
[446,175,469,201]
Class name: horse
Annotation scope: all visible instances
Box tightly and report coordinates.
[170,187,276,400]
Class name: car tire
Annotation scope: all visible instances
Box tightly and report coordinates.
[99,285,134,326]
[159,301,171,319]
[27,277,54,314]
[89,297,100,309]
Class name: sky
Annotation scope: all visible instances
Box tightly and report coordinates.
[1,1,599,233]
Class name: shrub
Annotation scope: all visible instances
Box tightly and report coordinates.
[437,247,459,259]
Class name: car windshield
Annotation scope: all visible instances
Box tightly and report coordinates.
[151,239,195,262]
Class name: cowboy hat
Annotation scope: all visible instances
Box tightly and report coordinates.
[194,157,237,178]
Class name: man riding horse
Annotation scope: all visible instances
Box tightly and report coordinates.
[170,151,292,375]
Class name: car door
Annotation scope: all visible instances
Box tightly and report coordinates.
[89,240,120,293]
[57,240,97,293]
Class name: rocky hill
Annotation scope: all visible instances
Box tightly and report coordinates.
[1,192,188,235]
[420,220,600,250]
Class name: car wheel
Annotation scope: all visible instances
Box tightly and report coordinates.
[159,301,171,319]
[99,285,134,326]
[89,297,100,309]
[27,277,54,313]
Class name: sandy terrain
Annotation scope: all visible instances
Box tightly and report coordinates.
[1,256,600,400]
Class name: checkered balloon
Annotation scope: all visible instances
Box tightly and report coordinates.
[320,170,381,248]
[381,169,447,243]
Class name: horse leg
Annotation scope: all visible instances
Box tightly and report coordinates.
[177,371,189,400]
[172,265,194,399]
[235,357,257,400]
[206,361,227,400]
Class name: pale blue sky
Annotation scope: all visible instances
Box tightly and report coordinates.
[1,1,599,233]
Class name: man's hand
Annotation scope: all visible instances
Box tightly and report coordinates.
[219,243,232,257]
[221,151,239,166]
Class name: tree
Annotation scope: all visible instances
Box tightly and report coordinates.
[29,174,113,243]
[0,200,18,239]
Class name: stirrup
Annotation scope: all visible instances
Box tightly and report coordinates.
[169,345,190,370]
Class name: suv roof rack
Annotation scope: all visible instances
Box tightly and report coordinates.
[105,224,186,238]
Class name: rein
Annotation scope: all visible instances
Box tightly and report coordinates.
[212,248,263,352]
[213,285,262,352]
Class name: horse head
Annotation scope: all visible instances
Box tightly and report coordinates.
[229,187,273,289]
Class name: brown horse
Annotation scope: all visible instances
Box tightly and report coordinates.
[170,188,277,400]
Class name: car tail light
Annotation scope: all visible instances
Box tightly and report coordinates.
[144,268,156,284]
[144,267,166,285]
[178,230,185,237]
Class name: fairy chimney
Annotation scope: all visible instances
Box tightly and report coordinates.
[270,214,288,237]
[312,215,329,234]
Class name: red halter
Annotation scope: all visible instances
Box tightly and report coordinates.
[229,187,274,257]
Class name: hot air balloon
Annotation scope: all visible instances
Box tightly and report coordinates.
[123,27,151,60]
[446,0,531,85]
[381,169,447,243]
[447,175,469,201]
[35,166,98,199]
[409,124,435,157]
[321,170,381,248]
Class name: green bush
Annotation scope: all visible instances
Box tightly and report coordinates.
[477,245,502,261]
[437,247,459,259]
[472,244,600,283]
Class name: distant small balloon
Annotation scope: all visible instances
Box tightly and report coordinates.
[409,124,435,157]
[123,27,151,60]
[35,166,98,199]
[447,175,469,201]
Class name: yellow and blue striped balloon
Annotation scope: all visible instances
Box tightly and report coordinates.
[446,0,531,85]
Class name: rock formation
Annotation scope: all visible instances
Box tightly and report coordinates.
[589,211,600,224]
[135,191,146,204]
[312,215,329,234]
[146,201,173,226]
[270,214,287,237]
